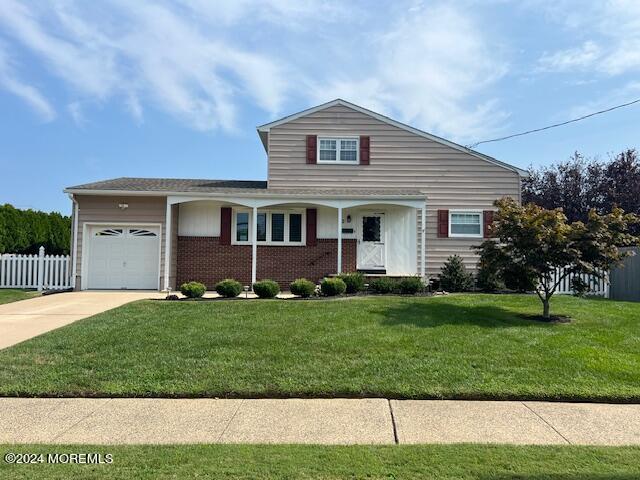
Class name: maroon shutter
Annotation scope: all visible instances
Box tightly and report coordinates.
[220,207,232,245]
[306,208,317,246]
[306,135,317,164]
[483,210,494,238]
[437,210,449,238]
[359,136,370,165]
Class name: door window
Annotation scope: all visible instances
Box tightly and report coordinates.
[362,216,381,242]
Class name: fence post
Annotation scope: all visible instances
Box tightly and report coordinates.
[37,246,45,292]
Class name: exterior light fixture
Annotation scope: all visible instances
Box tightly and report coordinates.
[118,203,129,210]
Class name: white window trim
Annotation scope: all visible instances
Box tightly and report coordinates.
[317,136,359,164]
[449,210,483,238]
[232,208,306,246]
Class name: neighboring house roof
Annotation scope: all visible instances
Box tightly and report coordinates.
[64,177,424,199]
[257,98,528,177]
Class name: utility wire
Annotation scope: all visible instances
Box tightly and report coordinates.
[466,97,640,149]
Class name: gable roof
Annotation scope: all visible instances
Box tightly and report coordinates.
[257,99,528,177]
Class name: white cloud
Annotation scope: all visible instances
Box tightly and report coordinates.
[568,81,640,118]
[538,41,602,72]
[307,3,510,141]
[533,1,640,76]
[67,101,84,126]
[0,42,55,121]
[0,0,294,132]
[0,0,509,140]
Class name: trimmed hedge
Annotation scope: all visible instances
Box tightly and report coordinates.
[397,276,424,294]
[253,279,280,299]
[180,281,206,299]
[369,277,397,294]
[338,272,365,294]
[215,279,243,298]
[320,277,346,296]
[290,278,316,298]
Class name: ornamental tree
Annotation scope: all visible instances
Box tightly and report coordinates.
[475,198,639,319]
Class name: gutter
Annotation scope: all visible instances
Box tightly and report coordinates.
[62,188,426,200]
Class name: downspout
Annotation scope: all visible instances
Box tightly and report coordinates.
[68,193,79,289]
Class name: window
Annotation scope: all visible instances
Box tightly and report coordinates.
[289,214,302,242]
[257,213,267,242]
[236,212,249,241]
[233,210,305,245]
[317,137,359,163]
[449,212,482,237]
[271,213,285,242]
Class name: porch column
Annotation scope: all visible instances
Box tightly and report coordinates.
[163,200,171,291]
[337,207,343,274]
[251,206,257,287]
[421,205,426,280]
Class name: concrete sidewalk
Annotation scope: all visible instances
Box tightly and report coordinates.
[0,291,164,350]
[1,398,639,446]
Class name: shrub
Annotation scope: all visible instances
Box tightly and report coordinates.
[179,281,206,299]
[338,272,365,294]
[439,255,473,292]
[476,262,504,292]
[397,276,424,294]
[320,277,346,296]
[290,278,316,298]
[215,279,242,298]
[253,279,280,299]
[369,276,397,294]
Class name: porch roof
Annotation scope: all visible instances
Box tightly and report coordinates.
[65,177,425,199]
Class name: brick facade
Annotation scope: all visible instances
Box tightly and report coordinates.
[176,236,357,289]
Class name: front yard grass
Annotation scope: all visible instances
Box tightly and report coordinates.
[0,289,39,305]
[0,294,639,401]
[2,444,640,479]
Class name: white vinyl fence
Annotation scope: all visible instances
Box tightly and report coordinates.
[0,246,72,291]
[549,266,609,298]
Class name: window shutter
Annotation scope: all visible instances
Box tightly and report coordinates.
[483,210,494,238]
[437,210,449,238]
[306,208,317,246]
[306,135,317,164]
[220,207,232,245]
[359,136,370,165]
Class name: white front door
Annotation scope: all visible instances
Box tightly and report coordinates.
[87,226,160,289]
[358,214,386,270]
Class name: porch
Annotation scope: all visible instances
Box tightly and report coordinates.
[165,193,426,290]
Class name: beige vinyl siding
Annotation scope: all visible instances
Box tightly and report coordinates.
[74,195,167,289]
[267,104,521,275]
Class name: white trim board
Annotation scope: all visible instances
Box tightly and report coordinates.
[256,98,528,177]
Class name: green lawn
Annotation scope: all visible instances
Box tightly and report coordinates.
[2,444,640,479]
[0,289,39,305]
[0,294,639,401]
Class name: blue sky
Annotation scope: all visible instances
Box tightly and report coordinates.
[1,0,639,214]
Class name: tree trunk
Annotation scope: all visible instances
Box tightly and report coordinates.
[542,298,550,319]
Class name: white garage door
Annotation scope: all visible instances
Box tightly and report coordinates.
[87,226,160,290]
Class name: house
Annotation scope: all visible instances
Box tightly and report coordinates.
[64,99,527,291]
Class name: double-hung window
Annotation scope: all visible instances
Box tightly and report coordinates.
[449,211,482,238]
[318,137,359,164]
[233,210,305,245]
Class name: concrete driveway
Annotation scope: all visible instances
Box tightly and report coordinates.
[0,291,164,350]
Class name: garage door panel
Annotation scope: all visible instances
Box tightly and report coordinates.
[87,225,160,290]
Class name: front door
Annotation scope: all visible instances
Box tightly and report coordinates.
[358,214,385,270]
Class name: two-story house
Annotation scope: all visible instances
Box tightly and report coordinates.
[64,99,527,291]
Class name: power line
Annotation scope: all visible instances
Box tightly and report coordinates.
[466,97,640,149]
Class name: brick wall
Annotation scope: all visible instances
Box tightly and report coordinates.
[176,236,357,289]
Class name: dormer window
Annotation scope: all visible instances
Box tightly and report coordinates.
[318,137,359,164]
